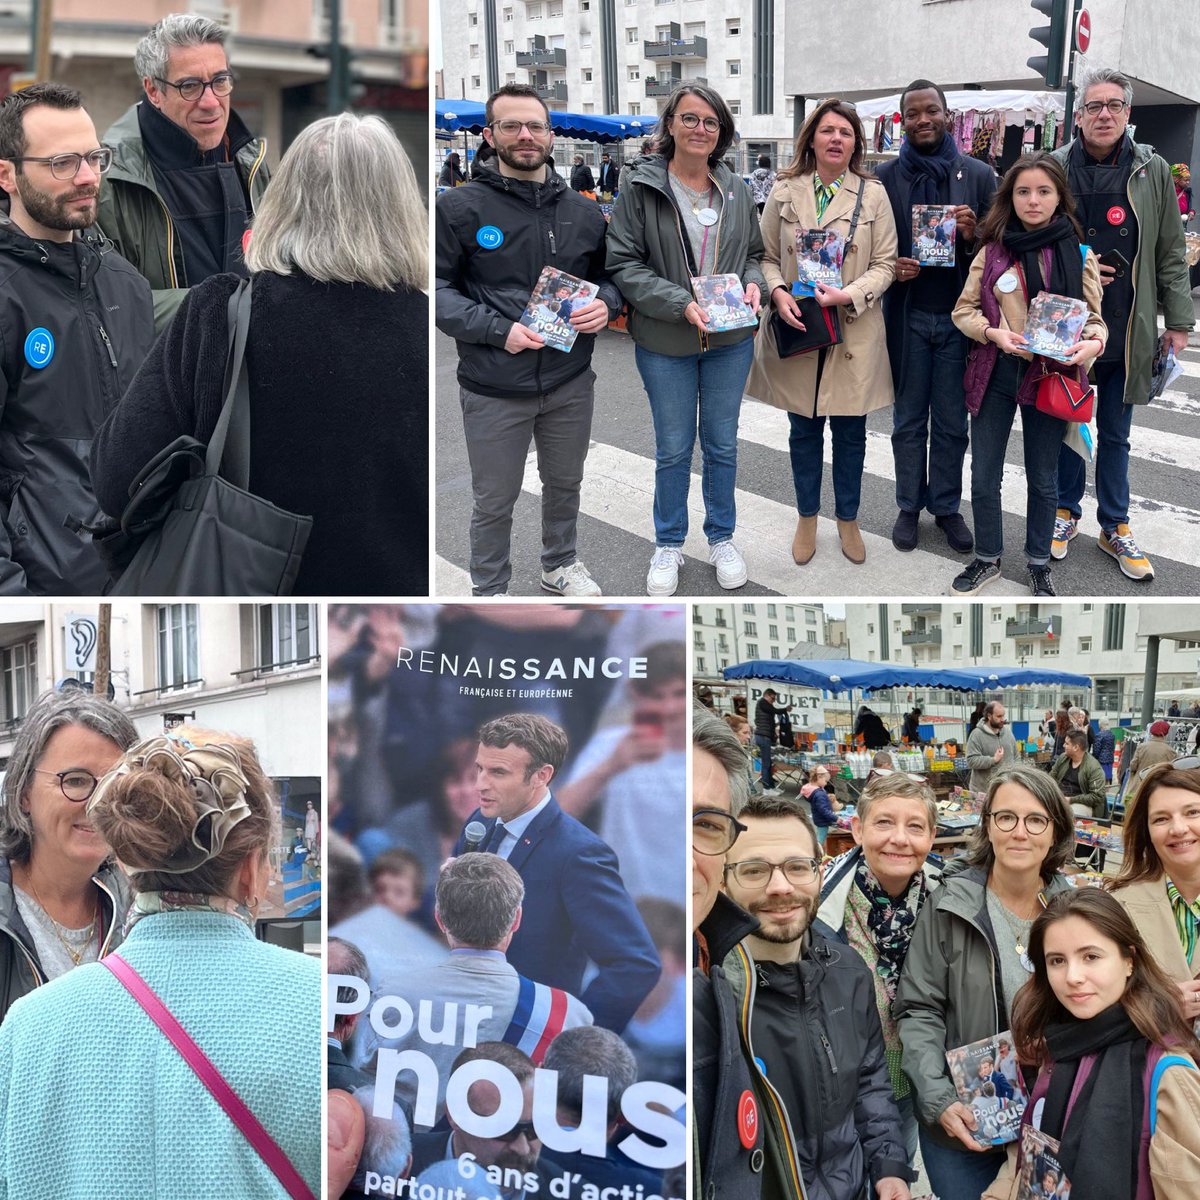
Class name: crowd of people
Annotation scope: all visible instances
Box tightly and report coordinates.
[1,12,428,597]
[436,69,1195,597]
[694,696,1200,1200]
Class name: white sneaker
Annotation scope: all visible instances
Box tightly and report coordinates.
[760,787,783,797]
[646,546,685,595]
[709,538,748,589]
[541,560,602,596]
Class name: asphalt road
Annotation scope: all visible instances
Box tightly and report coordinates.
[436,294,1200,598]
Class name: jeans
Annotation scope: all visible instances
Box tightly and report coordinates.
[892,308,970,515]
[788,411,868,520]
[1058,358,1133,530]
[635,338,754,546]
[969,356,1066,566]
[918,1126,1006,1200]
[754,734,775,788]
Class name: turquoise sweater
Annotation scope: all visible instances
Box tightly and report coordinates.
[0,910,320,1199]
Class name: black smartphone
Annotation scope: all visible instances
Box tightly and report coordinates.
[1098,249,1130,274]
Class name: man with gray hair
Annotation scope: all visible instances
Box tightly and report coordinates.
[1050,66,1194,582]
[361,852,592,1125]
[98,12,270,329]
[328,937,372,1093]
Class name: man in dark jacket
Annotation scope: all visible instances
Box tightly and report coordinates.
[328,938,373,1093]
[723,796,915,1200]
[436,84,621,597]
[570,155,595,192]
[754,689,789,796]
[98,12,270,331]
[0,83,155,595]
[597,152,618,198]
[877,80,996,556]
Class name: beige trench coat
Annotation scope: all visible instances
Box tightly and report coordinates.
[745,170,897,418]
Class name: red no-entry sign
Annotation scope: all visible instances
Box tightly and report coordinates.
[1077,9,1092,53]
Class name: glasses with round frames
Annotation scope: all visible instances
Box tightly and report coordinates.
[989,810,1051,835]
[32,767,102,802]
[153,72,235,102]
[8,147,113,181]
[693,807,747,856]
[724,858,820,888]
[674,112,721,133]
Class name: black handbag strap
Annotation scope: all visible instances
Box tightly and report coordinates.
[206,278,253,488]
[841,178,867,254]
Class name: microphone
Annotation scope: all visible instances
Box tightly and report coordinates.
[463,820,488,853]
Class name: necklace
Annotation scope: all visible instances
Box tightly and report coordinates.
[989,887,1044,972]
[24,871,97,968]
[670,168,718,222]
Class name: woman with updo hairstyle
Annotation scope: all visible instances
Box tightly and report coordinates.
[0,728,320,1199]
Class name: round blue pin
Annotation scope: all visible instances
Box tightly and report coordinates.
[24,327,55,369]
[476,225,504,250]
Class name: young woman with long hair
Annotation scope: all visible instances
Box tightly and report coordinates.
[950,151,1106,598]
[983,888,1200,1199]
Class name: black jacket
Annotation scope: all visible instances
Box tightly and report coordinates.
[90,270,428,596]
[0,215,155,595]
[694,893,765,1200]
[755,697,780,741]
[435,162,621,398]
[598,160,618,193]
[853,710,891,750]
[570,162,596,192]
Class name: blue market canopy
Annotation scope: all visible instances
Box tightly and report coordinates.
[435,99,656,142]
[970,667,1092,689]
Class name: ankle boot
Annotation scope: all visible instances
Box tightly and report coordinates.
[792,515,817,565]
[837,518,866,564]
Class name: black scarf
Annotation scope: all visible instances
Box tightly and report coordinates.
[853,857,928,1010]
[1040,1005,1147,1199]
[1001,214,1085,303]
[890,132,959,257]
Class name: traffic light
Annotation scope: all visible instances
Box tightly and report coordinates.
[306,41,364,112]
[1028,0,1069,89]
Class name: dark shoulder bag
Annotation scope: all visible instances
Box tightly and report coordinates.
[769,179,866,358]
[109,280,312,596]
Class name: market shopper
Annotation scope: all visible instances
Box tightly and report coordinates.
[753,688,789,796]
[607,83,765,596]
[1049,67,1195,582]
[1095,716,1116,781]
[1128,720,1179,776]
[800,765,841,848]
[1050,728,1108,819]
[950,152,1106,597]
[964,701,1019,793]
[745,98,897,568]
[895,766,1074,1200]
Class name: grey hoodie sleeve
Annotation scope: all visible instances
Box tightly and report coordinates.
[964,727,998,772]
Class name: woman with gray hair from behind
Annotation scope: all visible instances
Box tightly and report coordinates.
[0,687,137,1024]
[0,725,320,1198]
[92,111,429,595]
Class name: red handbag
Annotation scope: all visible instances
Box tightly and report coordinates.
[1034,370,1094,422]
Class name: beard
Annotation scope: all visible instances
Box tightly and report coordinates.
[15,173,99,232]
[494,140,550,173]
[747,891,817,944]
[492,1145,541,1175]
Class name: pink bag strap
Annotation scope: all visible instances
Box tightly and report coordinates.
[103,953,316,1200]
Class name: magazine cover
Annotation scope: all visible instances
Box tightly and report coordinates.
[691,273,758,332]
[795,228,845,287]
[327,604,687,1200]
[1016,1125,1071,1199]
[911,204,956,267]
[1024,293,1090,363]
[519,267,601,353]
[945,1031,1029,1146]
[1149,339,1184,400]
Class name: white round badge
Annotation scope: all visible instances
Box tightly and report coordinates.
[997,272,1019,294]
[697,207,719,227]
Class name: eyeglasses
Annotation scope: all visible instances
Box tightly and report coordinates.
[725,857,820,888]
[7,147,113,180]
[32,768,102,802]
[153,72,235,102]
[495,1120,539,1144]
[1082,99,1128,116]
[989,810,1051,835]
[674,112,721,133]
[693,807,747,856]
[490,119,551,136]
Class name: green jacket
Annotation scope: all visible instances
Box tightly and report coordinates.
[1051,137,1195,404]
[98,103,270,332]
[606,155,765,357]
[1050,750,1108,818]
[893,864,1072,1148]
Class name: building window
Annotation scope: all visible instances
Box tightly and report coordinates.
[1103,604,1125,652]
[992,609,1003,621]
[2,639,38,724]
[1018,642,1033,657]
[727,60,741,75]
[806,610,816,624]
[504,39,514,53]
[503,6,513,19]
[786,627,795,643]
[769,646,779,659]
[156,604,199,691]
[583,68,593,81]
[727,18,740,34]
[720,658,729,669]
[626,26,638,42]
[786,606,796,621]
[628,102,641,115]
[469,11,478,24]
[469,43,479,56]
[1042,643,1059,657]
[954,612,963,625]
[742,604,755,614]
[581,0,590,8]
[628,66,640,80]
[807,631,817,643]
[728,100,740,115]
[746,643,758,658]
[745,622,757,635]
[527,3,543,18]
[991,643,1001,656]
[867,624,874,635]
[1081,603,1093,612]
[1079,637,1092,653]
[693,631,704,648]
[472,74,481,87]
[952,645,963,660]
[258,605,319,671]
[696,656,705,673]
[768,624,778,640]
[582,102,594,111]
[548,1,563,15]
[505,72,516,83]
[766,604,777,619]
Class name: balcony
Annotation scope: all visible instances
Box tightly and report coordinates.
[903,627,942,647]
[645,36,707,60]
[647,74,706,96]
[1006,615,1062,640]
[533,81,568,102]
[516,46,567,68]
[901,603,940,617]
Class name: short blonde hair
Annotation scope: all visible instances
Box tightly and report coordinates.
[856,773,937,831]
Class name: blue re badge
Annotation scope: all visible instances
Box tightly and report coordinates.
[476,225,504,250]
[24,327,55,369]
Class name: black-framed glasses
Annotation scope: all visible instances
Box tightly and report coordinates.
[1082,99,1128,116]
[153,72,235,102]
[490,118,551,136]
[1139,756,1200,780]
[693,807,747,856]
[724,857,821,888]
[989,810,1051,835]
[32,767,101,802]
[674,112,721,133]
[7,147,112,180]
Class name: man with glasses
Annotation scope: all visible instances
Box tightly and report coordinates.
[99,12,269,330]
[436,83,621,596]
[1050,66,1194,582]
[964,701,1017,793]
[0,82,155,595]
[720,795,914,1200]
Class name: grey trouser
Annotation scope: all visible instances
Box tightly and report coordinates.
[460,369,595,595]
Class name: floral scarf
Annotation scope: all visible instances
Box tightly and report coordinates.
[853,857,929,1009]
